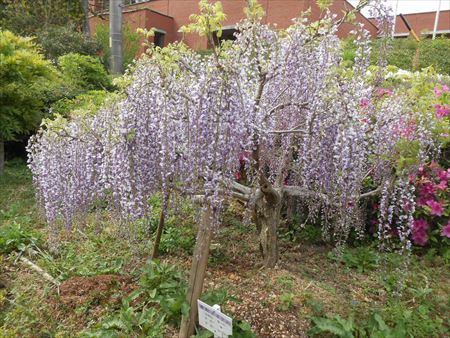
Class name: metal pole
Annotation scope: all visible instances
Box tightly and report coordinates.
[432,0,442,40]
[392,0,399,39]
[110,0,123,74]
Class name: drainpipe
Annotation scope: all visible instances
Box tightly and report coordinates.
[391,0,399,38]
[432,0,442,40]
[110,0,123,74]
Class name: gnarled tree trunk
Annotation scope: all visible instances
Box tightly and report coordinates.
[79,0,90,35]
[254,174,282,268]
[255,196,282,268]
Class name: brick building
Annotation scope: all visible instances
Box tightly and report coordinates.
[393,10,450,38]
[88,0,378,50]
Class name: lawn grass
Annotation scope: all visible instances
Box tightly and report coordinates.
[0,161,449,337]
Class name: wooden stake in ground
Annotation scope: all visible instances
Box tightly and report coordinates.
[17,255,60,288]
[179,204,213,338]
[151,191,170,259]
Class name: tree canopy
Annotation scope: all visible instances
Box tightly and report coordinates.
[0,30,56,172]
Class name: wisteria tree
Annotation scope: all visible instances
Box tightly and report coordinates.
[28,0,443,336]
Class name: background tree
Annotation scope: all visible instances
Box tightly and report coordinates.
[36,25,100,61]
[0,0,99,61]
[0,30,55,173]
[80,0,91,35]
[0,0,84,36]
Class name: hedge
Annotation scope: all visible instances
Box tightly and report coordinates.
[342,37,450,75]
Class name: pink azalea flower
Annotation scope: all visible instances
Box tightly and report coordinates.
[441,221,450,238]
[435,180,448,191]
[412,219,429,246]
[434,88,442,98]
[414,218,429,231]
[421,182,435,195]
[426,200,444,216]
[417,195,430,207]
[400,121,416,140]
[413,230,428,246]
[429,161,440,172]
[438,170,450,182]
[435,104,449,118]
[434,85,450,98]
[376,88,393,98]
[360,98,369,108]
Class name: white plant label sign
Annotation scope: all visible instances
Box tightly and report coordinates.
[198,300,233,337]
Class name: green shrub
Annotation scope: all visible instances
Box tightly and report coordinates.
[155,224,196,255]
[82,298,166,338]
[0,30,56,146]
[342,38,450,75]
[0,222,39,254]
[309,314,356,338]
[58,53,113,93]
[148,193,197,255]
[310,302,446,338]
[277,292,295,311]
[329,247,379,273]
[50,90,109,117]
[138,260,188,325]
[36,25,100,61]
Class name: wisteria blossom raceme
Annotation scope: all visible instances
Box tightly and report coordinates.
[27,1,441,263]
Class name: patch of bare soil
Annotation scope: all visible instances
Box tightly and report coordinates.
[59,274,135,308]
[190,228,312,338]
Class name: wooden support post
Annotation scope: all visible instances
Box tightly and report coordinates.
[179,204,213,338]
[151,208,166,259]
[151,191,170,259]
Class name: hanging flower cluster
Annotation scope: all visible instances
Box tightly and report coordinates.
[27,1,441,255]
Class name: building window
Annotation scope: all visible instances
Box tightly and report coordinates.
[212,27,237,47]
[154,31,165,47]
[219,28,237,42]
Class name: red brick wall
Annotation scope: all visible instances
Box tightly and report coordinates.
[89,0,378,50]
[89,7,175,55]
[137,0,378,47]
[395,10,450,36]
